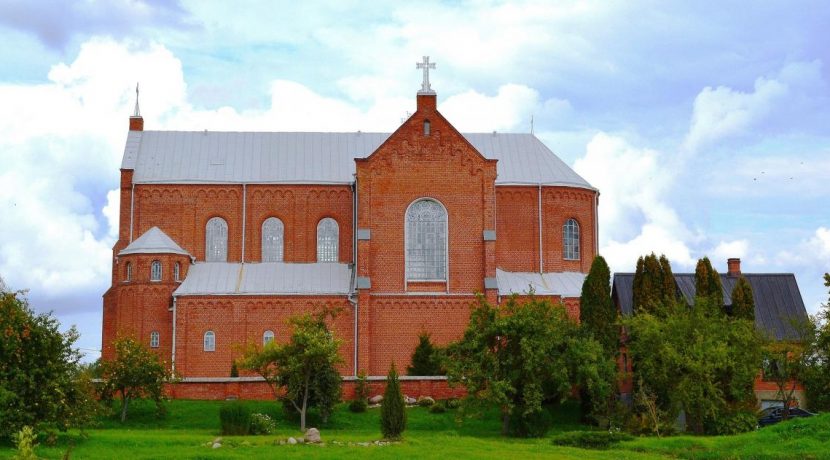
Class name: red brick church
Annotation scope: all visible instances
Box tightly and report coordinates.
[102,58,598,397]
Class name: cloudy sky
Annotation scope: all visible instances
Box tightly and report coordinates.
[1,1,828,360]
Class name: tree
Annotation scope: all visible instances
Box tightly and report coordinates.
[694,257,723,311]
[407,332,444,376]
[380,363,406,439]
[349,371,370,413]
[99,336,169,422]
[445,295,614,437]
[730,276,755,320]
[803,273,830,411]
[633,253,677,316]
[0,290,95,439]
[238,310,342,432]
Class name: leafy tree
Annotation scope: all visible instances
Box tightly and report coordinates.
[99,336,169,422]
[804,273,830,411]
[0,290,95,439]
[763,339,809,419]
[407,332,444,376]
[445,295,614,437]
[633,253,677,316]
[694,257,724,311]
[730,276,755,320]
[380,363,406,439]
[238,310,342,432]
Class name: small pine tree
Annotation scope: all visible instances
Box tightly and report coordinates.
[633,253,675,316]
[730,276,755,320]
[658,255,677,307]
[380,363,406,439]
[349,371,369,413]
[579,255,617,352]
[695,257,724,313]
[407,332,443,376]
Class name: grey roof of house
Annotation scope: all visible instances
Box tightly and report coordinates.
[173,262,352,296]
[121,130,594,189]
[118,226,190,256]
[496,269,586,297]
[612,273,809,340]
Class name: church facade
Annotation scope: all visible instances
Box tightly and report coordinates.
[102,66,598,397]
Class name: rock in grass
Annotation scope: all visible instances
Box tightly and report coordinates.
[288,437,297,445]
[212,442,221,449]
[369,395,384,404]
[404,396,417,405]
[305,428,322,443]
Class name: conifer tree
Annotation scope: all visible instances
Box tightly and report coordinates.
[730,276,755,321]
[695,257,724,313]
[407,332,443,376]
[659,255,677,306]
[380,363,406,439]
[579,255,617,353]
[633,253,676,316]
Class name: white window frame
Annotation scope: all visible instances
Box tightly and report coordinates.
[316,217,339,262]
[150,331,160,348]
[125,262,132,282]
[261,217,284,262]
[563,218,580,260]
[174,262,181,282]
[263,330,275,346]
[204,331,216,352]
[405,198,448,282]
[206,217,228,262]
[150,260,162,281]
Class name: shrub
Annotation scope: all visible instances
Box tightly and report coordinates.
[429,402,446,414]
[706,410,757,435]
[230,362,239,377]
[407,332,445,376]
[219,402,251,435]
[380,363,406,439]
[12,426,37,460]
[509,406,553,438]
[417,396,435,407]
[349,371,369,413]
[446,398,461,409]
[551,430,634,450]
[249,413,276,435]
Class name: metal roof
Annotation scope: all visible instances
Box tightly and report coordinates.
[118,226,190,256]
[612,273,809,340]
[495,269,586,297]
[122,131,594,189]
[173,262,352,296]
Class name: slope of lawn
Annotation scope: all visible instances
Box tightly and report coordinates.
[0,399,826,459]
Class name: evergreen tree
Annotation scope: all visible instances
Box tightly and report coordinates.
[694,257,724,313]
[407,332,444,376]
[380,363,406,439]
[730,276,755,320]
[633,253,676,316]
[659,255,677,307]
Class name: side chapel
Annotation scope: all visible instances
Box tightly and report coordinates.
[102,58,598,397]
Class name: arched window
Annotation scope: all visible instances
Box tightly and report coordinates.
[261,217,284,262]
[150,260,162,281]
[406,199,448,281]
[317,218,339,262]
[125,262,132,282]
[206,217,228,262]
[174,262,181,282]
[563,218,580,260]
[263,330,275,346]
[150,331,160,348]
[204,331,216,352]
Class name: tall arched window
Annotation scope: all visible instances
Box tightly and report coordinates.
[150,331,160,348]
[263,330,275,346]
[125,262,132,282]
[406,199,448,281]
[261,217,284,262]
[150,260,162,281]
[206,217,228,262]
[204,331,216,352]
[174,262,181,282]
[317,218,339,262]
[563,218,580,260]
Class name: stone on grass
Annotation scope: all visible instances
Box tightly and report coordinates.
[287,437,297,445]
[404,396,417,405]
[417,396,435,406]
[369,395,383,404]
[212,442,221,449]
[305,428,322,443]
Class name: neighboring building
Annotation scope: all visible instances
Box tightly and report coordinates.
[612,258,810,408]
[102,61,599,398]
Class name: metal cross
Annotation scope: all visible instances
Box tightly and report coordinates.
[133,82,141,117]
[416,56,436,94]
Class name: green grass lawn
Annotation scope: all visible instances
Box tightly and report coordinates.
[1,399,828,459]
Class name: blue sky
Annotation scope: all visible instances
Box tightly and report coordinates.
[0,1,828,360]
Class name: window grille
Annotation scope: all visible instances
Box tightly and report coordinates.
[317,218,339,262]
[563,218,580,260]
[125,262,132,281]
[150,260,162,281]
[263,330,275,346]
[204,331,215,352]
[406,199,447,280]
[206,217,228,262]
[261,217,284,262]
[150,331,160,348]
[174,262,181,282]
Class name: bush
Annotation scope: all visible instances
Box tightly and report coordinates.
[349,372,369,413]
[407,332,445,376]
[706,410,757,435]
[12,426,38,460]
[219,402,251,435]
[509,406,553,438]
[551,430,634,450]
[417,396,435,407]
[380,363,406,439]
[249,413,275,435]
[230,362,239,377]
[429,402,446,414]
[446,398,461,409]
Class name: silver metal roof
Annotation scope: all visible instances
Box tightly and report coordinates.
[122,131,593,189]
[119,226,191,256]
[173,262,352,296]
[495,269,586,297]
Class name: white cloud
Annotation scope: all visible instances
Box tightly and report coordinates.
[440,84,539,132]
[710,239,749,263]
[102,189,120,239]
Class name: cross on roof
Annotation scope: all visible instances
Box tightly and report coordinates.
[416,56,436,95]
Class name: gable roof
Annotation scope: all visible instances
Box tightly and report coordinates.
[173,262,352,296]
[612,273,809,340]
[118,227,190,256]
[121,130,594,190]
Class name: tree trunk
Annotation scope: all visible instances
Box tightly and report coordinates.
[300,374,310,432]
[120,393,130,422]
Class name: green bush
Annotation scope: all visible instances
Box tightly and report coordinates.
[349,371,369,413]
[12,426,38,460]
[706,410,757,435]
[551,430,634,450]
[380,363,406,439]
[417,397,435,407]
[249,413,275,435]
[509,406,554,438]
[446,398,461,409]
[230,362,239,378]
[219,402,251,435]
[429,402,446,414]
